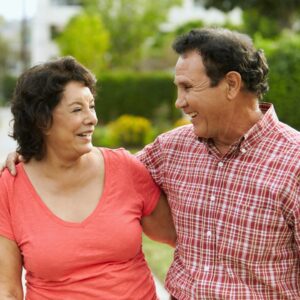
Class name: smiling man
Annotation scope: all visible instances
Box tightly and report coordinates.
[137,28,300,299]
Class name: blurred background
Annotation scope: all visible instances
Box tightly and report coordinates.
[1,0,300,294]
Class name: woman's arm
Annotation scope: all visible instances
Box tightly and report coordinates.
[142,193,176,247]
[0,236,23,300]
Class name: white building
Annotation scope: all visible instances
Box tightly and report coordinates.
[30,0,82,65]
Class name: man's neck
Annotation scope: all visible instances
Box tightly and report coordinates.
[213,99,263,156]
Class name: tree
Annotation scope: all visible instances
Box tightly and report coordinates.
[82,0,181,69]
[0,19,14,104]
[56,12,110,73]
[202,0,300,37]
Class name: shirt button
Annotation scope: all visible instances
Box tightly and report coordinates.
[241,148,246,153]
[210,195,216,201]
[206,231,212,238]
[218,162,224,167]
[204,265,210,272]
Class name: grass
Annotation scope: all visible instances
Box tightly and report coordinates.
[142,234,175,283]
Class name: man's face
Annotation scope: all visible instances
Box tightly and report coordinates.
[174,50,229,139]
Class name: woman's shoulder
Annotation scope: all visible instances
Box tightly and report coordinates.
[0,164,24,186]
[0,164,25,204]
[96,147,133,160]
[96,147,143,170]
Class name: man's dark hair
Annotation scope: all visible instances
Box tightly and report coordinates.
[172,28,269,99]
[11,56,96,162]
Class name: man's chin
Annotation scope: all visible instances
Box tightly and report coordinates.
[193,127,208,139]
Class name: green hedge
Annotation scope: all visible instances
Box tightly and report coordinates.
[256,34,300,130]
[0,75,17,105]
[95,72,179,124]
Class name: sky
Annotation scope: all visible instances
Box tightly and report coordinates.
[0,0,37,21]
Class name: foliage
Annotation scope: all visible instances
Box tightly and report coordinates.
[55,12,110,72]
[173,117,190,128]
[0,29,14,104]
[142,235,174,283]
[1,75,17,105]
[242,9,282,38]
[174,20,205,36]
[255,33,300,129]
[108,115,154,147]
[82,0,182,69]
[93,115,154,148]
[95,71,179,123]
[202,0,300,37]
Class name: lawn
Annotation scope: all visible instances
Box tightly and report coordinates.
[142,234,175,283]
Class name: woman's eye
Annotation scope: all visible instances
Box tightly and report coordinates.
[90,105,95,110]
[72,108,81,112]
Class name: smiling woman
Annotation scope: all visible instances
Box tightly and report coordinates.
[46,81,98,158]
[0,56,176,300]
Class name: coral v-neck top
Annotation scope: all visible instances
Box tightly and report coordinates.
[0,148,160,300]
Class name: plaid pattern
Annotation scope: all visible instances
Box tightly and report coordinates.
[137,103,300,299]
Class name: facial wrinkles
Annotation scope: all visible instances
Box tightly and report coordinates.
[176,54,211,95]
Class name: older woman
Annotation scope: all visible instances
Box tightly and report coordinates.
[0,57,175,300]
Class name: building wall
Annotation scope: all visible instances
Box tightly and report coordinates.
[30,0,81,65]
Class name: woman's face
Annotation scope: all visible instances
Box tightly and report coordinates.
[44,81,98,159]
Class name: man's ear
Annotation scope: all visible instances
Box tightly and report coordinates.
[225,71,242,100]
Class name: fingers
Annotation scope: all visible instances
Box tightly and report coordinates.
[0,152,20,177]
[7,152,21,176]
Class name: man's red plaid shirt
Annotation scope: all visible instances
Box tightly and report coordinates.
[137,103,300,299]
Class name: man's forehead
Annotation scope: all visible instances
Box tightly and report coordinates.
[176,52,204,70]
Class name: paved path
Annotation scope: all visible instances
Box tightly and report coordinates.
[0,107,169,299]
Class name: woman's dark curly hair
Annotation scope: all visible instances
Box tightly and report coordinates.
[11,56,97,162]
[172,28,269,99]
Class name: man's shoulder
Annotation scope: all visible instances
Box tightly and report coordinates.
[276,121,300,146]
[158,124,195,142]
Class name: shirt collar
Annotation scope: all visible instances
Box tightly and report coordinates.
[241,102,278,150]
[196,102,279,156]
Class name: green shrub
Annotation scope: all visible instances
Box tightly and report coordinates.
[93,114,155,148]
[173,117,190,128]
[95,72,179,124]
[255,33,300,130]
[92,126,114,148]
[0,74,17,106]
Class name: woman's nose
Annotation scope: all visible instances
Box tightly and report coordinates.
[85,109,98,126]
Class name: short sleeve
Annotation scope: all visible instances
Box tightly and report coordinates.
[0,171,15,241]
[126,151,161,216]
[135,136,165,188]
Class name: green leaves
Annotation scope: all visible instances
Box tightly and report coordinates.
[55,12,110,73]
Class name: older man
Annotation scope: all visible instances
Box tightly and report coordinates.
[137,28,300,299]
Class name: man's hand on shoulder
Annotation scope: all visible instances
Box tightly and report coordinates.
[0,152,22,177]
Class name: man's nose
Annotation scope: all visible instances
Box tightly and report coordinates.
[175,96,187,109]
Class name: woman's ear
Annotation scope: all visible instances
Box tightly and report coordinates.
[225,71,241,100]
